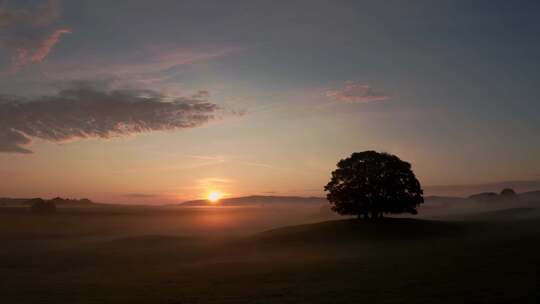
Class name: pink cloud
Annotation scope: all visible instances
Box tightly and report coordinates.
[0,1,70,71]
[326,81,390,103]
[30,28,72,62]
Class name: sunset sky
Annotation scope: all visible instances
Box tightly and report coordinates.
[1,0,540,203]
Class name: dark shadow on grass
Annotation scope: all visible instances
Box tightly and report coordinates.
[256,217,465,244]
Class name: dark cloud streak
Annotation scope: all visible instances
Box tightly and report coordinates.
[0,84,218,153]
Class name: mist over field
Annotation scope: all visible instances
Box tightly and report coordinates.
[2,192,540,303]
[3,189,540,238]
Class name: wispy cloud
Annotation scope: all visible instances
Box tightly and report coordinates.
[194,177,233,189]
[325,81,390,103]
[238,160,274,169]
[198,177,234,186]
[0,81,218,153]
[43,47,241,84]
[123,193,159,198]
[0,0,71,71]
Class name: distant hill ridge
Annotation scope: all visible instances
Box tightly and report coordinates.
[181,190,540,207]
[180,195,327,206]
[2,189,539,207]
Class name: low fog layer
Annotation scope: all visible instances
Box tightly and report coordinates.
[2,190,540,239]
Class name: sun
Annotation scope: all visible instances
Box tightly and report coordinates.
[207,191,223,203]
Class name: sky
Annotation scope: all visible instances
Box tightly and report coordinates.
[1,0,540,203]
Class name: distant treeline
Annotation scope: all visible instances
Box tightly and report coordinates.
[0,197,95,214]
[468,188,517,202]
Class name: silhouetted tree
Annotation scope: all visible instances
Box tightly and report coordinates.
[324,151,423,220]
[500,188,517,201]
[500,188,516,197]
[28,198,56,214]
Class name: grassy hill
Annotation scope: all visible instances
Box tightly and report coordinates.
[1,205,539,303]
[258,218,464,244]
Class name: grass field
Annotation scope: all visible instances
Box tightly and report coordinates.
[1,205,540,303]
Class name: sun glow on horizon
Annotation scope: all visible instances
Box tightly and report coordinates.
[207,191,223,203]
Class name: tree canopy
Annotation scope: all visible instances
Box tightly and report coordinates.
[324,151,423,220]
[500,188,516,198]
[28,198,57,214]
